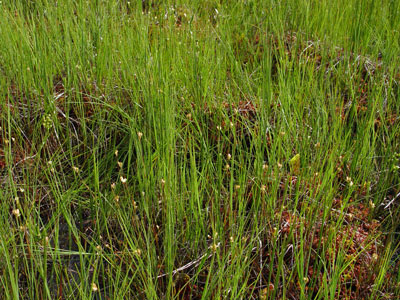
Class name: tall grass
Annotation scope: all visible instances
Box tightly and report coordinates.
[1,0,400,299]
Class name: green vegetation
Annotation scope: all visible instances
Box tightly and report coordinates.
[1,0,400,299]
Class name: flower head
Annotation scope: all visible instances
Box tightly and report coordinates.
[91,283,98,292]
[12,209,21,217]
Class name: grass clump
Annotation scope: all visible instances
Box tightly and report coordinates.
[1,0,400,299]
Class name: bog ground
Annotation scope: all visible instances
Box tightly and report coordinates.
[1,1,400,299]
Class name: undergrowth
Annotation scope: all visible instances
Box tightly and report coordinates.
[1,0,400,299]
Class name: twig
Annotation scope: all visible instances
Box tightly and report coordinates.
[384,192,400,209]
[157,252,212,279]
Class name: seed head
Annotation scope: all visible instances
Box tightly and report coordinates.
[91,283,98,292]
[12,209,21,217]
[369,200,375,209]
[210,243,219,253]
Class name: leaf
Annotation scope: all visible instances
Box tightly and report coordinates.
[289,153,300,175]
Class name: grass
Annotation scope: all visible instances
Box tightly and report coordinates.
[1,0,400,299]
